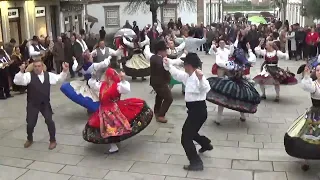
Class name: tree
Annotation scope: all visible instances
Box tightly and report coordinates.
[305,0,320,19]
[125,0,196,24]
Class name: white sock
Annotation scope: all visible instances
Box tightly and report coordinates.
[260,84,266,96]
[109,143,119,153]
[240,112,246,120]
[216,106,224,122]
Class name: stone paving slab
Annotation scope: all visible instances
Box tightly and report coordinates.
[0,54,318,179]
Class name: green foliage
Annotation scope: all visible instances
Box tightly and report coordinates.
[305,0,320,18]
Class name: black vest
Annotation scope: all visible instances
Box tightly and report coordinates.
[27,71,51,105]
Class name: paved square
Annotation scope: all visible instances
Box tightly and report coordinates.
[1,53,319,179]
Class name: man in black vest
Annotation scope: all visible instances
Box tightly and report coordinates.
[149,40,173,123]
[28,36,46,61]
[13,59,69,150]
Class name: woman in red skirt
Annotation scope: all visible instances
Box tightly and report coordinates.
[83,68,153,153]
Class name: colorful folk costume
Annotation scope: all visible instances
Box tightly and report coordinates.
[207,41,260,125]
[284,73,320,171]
[253,44,297,102]
[82,68,153,153]
[60,53,112,112]
[122,35,150,80]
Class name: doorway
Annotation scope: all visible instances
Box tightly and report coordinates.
[8,8,22,44]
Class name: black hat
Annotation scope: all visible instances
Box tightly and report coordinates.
[32,36,39,41]
[181,53,201,68]
[154,40,167,53]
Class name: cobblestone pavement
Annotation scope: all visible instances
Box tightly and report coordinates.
[1,53,319,180]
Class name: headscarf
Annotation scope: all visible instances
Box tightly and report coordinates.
[105,68,120,83]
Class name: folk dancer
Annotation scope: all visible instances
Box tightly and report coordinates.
[122,33,150,81]
[13,59,69,150]
[253,40,297,102]
[163,53,212,171]
[144,40,173,123]
[207,41,260,125]
[82,68,153,153]
[60,52,113,113]
[91,40,123,79]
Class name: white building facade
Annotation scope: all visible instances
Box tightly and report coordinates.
[87,0,197,34]
[285,0,313,26]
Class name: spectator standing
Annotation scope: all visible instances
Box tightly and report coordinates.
[99,26,106,40]
[52,36,65,73]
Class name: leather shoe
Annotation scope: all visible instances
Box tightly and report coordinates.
[183,163,204,171]
[24,140,33,148]
[156,116,167,123]
[49,141,57,150]
[199,144,213,153]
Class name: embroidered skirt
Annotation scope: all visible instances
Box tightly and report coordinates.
[206,76,261,113]
[83,100,153,144]
[253,65,298,85]
[285,105,320,160]
[122,53,150,77]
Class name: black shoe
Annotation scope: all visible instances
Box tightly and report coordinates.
[274,97,280,102]
[141,77,146,81]
[214,121,221,126]
[260,95,266,100]
[199,144,213,153]
[240,117,246,122]
[132,77,137,80]
[0,96,6,100]
[6,94,13,98]
[183,163,204,171]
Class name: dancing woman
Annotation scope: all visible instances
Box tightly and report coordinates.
[284,65,320,165]
[122,33,150,80]
[60,52,113,112]
[82,68,153,153]
[207,41,260,125]
[253,40,297,102]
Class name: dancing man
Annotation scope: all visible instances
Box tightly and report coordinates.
[163,53,212,171]
[144,40,173,123]
[13,59,69,150]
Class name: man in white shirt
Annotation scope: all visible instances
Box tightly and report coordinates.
[163,53,212,171]
[210,39,231,77]
[76,34,88,53]
[28,36,46,60]
[14,59,69,150]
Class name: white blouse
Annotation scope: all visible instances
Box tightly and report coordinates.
[72,56,111,74]
[87,79,131,95]
[254,46,289,60]
[301,75,320,100]
[164,62,210,102]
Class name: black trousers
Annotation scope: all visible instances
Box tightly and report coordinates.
[182,101,211,164]
[0,68,10,98]
[296,42,304,59]
[26,102,56,142]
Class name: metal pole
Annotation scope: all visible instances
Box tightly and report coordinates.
[209,0,212,24]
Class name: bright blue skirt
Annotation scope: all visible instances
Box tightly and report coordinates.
[60,81,100,112]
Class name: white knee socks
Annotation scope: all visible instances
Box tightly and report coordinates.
[260,84,266,96]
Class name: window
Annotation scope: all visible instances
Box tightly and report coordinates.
[162,6,177,24]
[104,6,120,27]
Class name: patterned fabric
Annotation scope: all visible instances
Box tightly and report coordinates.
[83,102,153,144]
[253,65,297,85]
[125,53,150,69]
[99,103,132,138]
[206,77,260,113]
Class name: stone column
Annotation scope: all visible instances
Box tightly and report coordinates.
[0,2,10,43]
[24,0,36,39]
[45,5,52,37]
[197,0,204,24]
